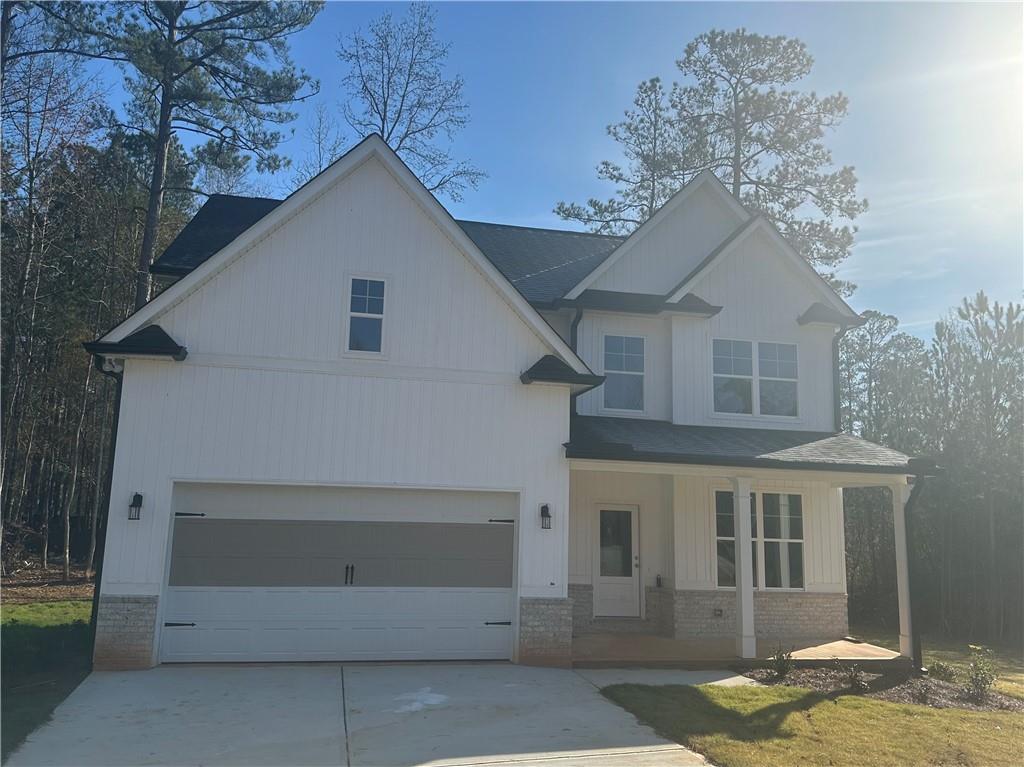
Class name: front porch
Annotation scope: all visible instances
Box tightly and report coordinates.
[566,450,920,669]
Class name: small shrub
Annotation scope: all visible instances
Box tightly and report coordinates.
[833,658,869,692]
[962,645,996,701]
[928,660,960,683]
[911,679,933,705]
[767,644,794,679]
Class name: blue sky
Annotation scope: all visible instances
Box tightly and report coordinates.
[129,2,1024,335]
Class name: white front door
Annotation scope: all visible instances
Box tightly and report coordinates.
[593,506,640,617]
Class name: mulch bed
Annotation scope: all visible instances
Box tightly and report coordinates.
[745,667,1024,713]
[1,563,95,604]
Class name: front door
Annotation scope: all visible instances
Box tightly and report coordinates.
[593,506,640,617]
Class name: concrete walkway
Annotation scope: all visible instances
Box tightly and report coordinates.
[7,663,722,767]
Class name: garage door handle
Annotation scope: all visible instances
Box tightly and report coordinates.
[484,621,511,626]
[164,622,196,627]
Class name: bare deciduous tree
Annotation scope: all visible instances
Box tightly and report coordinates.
[337,3,484,201]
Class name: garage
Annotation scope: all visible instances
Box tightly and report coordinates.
[159,484,517,663]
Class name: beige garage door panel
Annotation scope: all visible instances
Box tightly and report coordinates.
[169,519,514,588]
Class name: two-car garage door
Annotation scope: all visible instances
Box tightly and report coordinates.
[159,484,516,663]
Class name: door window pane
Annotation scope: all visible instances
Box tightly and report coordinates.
[599,510,632,577]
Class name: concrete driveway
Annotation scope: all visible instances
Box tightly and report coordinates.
[6,663,732,766]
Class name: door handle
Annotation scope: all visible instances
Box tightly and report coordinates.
[344,564,352,585]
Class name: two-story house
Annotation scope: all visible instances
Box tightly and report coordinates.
[85,135,922,669]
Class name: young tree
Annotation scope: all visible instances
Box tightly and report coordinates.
[40,1,323,308]
[337,2,484,201]
[291,101,346,188]
[554,78,684,235]
[557,29,867,292]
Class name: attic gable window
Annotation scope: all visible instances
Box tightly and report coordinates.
[713,339,753,414]
[712,339,799,417]
[348,278,386,354]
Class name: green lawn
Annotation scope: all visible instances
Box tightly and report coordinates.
[1,600,93,761]
[605,682,1024,767]
[851,625,1024,699]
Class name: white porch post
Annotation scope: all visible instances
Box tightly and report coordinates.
[731,476,756,658]
[892,481,913,657]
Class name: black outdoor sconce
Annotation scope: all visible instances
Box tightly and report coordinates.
[128,492,143,521]
[540,503,552,530]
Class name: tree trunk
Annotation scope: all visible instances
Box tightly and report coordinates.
[135,81,174,309]
[86,391,110,577]
[62,363,92,580]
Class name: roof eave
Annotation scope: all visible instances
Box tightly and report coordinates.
[81,341,188,362]
[564,445,913,475]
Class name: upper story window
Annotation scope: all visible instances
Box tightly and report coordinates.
[712,339,798,417]
[348,277,386,354]
[758,342,798,417]
[603,335,644,412]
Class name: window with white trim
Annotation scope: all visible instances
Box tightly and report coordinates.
[712,339,798,417]
[713,339,753,414]
[758,342,798,416]
[715,490,804,590]
[348,278,385,353]
[603,335,644,411]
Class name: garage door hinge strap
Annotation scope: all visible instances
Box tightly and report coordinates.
[484,621,512,626]
[164,621,196,627]
[488,518,515,524]
[174,512,206,517]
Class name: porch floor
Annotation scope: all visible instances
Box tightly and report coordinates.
[572,634,903,669]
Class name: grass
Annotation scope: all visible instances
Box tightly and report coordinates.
[1,600,94,761]
[851,625,1024,699]
[605,682,1024,767]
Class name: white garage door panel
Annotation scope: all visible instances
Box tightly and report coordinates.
[161,587,514,662]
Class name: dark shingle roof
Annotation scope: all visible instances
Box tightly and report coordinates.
[150,195,283,276]
[83,325,187,360]
[149,197,623,304]
[567,415,912,474]
[798,302,866,327]
[455,221,622,304]
[561,289,721,316]
[520,355,604,388]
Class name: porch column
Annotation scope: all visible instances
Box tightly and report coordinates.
[891,481,913,657]
[731,476,756,658]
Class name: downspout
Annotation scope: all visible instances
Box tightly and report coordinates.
[88,355,124,667]
[903,460,933,674]
[569,306,584,416]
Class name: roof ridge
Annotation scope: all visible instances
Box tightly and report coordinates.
[208,193,282,202]
[457,219,625,240]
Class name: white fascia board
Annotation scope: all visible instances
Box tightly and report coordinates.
[666,216,857,318]
[100,135,592,376]
[563,170,750,300]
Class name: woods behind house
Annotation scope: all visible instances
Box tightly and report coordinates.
[1,5,1021,647]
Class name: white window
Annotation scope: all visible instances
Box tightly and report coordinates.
[712,339,798,417]
[347,277,385,354]
[603,335,644,412]
[758,342,799,417]
[715,490,804,590]
[713,339,753,414]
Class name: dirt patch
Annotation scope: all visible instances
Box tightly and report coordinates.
[745,666,1024,713]
[1,564,95,604]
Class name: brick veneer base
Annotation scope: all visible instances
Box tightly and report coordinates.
[518,597,572,666]
[93,594,159,670]
[568,584,673,636]
[673,589,848,642]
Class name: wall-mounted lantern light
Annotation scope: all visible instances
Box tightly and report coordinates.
[540,503,552,530]
[128,492,144,521]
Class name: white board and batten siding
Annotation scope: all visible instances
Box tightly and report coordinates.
[101,154,574,628]
[568,470,846,595]
[575,312,673,421]
[670,225,837,431]
[671,473,847,593]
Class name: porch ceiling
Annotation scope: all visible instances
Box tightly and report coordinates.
[565,416,913,475]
